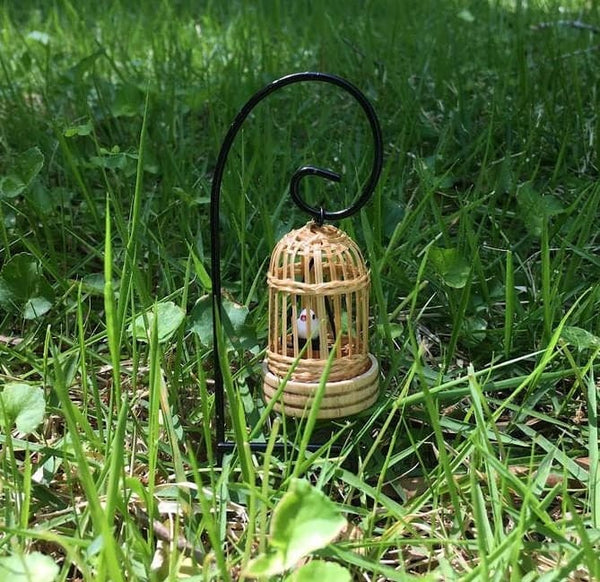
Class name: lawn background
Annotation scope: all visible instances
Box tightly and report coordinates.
[1,0,600,580]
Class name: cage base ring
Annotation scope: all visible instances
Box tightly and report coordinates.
[262,353,379,419]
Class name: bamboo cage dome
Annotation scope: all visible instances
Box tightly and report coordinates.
[263,221,379,418]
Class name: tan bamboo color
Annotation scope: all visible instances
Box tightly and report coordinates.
[263,221,378,419]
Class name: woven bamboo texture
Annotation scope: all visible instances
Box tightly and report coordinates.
[263,355,379,419]
[263,221,378,417]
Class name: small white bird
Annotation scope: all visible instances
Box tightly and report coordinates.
[297,308,319,341]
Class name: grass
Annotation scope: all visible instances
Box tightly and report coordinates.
[1,0,600,579]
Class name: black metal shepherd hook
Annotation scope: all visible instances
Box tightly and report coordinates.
[210,72,383,460]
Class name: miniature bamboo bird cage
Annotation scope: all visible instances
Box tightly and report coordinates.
[263,221,379,418]
[210,72,383,459]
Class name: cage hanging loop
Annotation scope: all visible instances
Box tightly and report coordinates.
[317,206,326,227]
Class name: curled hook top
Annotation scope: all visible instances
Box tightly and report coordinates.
[286,76,383,222]
[210,72,383,227]
[289,165,341,225]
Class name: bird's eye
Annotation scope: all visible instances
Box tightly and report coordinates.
[300,314,306,322]
[311,313,316,320]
